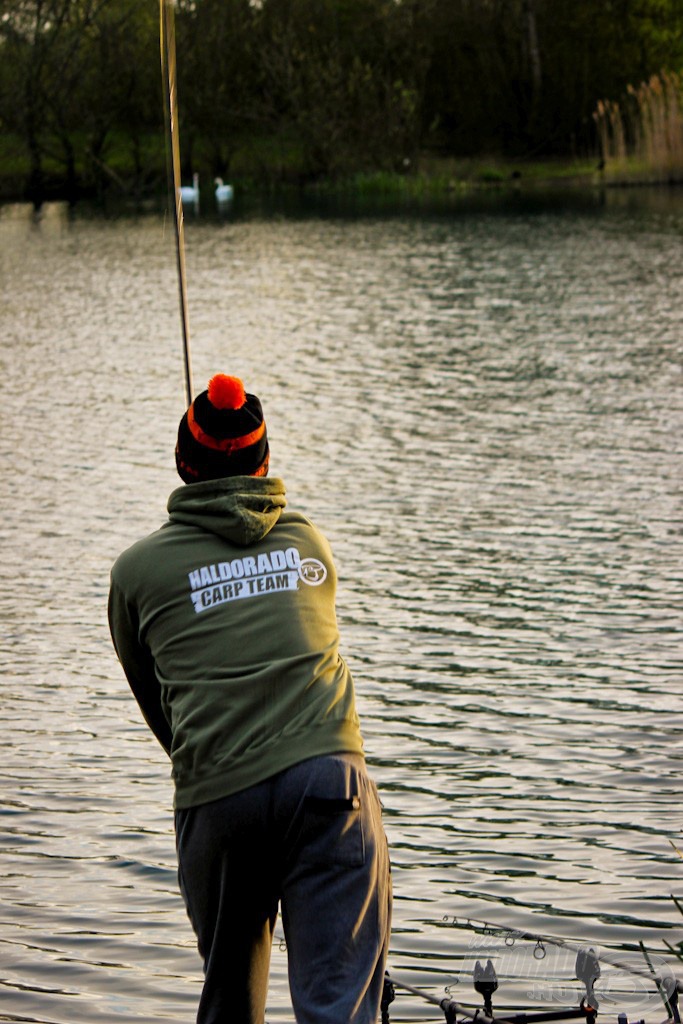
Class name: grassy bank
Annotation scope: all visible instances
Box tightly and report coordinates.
[0,131,672,207]
[305,156,604,199]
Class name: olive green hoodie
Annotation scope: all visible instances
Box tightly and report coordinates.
[109,476,363,809]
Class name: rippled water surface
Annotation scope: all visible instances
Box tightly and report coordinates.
[1,190,682,1023]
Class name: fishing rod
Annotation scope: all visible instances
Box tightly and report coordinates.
[383,947,681,1024]
[441,915,683,994]
[159,0,193,407]
[383,964,601,1024]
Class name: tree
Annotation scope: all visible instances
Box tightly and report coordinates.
[176,0,259,178]
[0,0,160,202]
[0,0,75,201]
[253,0,427,178]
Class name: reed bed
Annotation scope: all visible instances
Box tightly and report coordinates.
[594,71,683,183]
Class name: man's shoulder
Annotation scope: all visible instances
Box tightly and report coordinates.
[275,510,337,564]
[278,509,328,542]
[280,509,315,528]
[111,522,173,580]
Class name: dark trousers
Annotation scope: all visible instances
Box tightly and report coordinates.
[175,754,392,1024]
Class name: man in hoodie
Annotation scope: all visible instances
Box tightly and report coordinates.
[108,374,391,1024]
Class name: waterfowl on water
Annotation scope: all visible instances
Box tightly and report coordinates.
[214,178,234,203]
[179,173,199,205]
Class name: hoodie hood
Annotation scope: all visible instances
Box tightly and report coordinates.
[167,476,287,546]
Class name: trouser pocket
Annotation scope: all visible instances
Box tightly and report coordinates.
[299,792,366,867]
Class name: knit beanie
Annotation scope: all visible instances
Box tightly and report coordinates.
[175,374,269,483]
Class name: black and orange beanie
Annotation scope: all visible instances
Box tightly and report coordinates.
[175,374,269,483]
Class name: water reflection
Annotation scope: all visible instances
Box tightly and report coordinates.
[0,190,681,1022]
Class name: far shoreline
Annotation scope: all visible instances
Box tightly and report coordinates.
[1,152,682,211]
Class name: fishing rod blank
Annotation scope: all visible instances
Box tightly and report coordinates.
[160,0,193,407]
[385,974,596,1024]
[446,917,683,992]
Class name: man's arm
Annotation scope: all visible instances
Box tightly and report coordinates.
[108,578,173,755]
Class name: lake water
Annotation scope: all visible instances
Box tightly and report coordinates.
[0,187,681,1024]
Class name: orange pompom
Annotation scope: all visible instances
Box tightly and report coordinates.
[207,374,246,410]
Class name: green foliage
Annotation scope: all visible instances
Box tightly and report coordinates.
[0,0,682,200]
[0,0,161,200]
[250,0,426,177]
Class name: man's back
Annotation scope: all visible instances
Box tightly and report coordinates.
[109,475,363,808]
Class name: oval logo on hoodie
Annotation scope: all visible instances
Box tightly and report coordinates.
[298,558,327,585]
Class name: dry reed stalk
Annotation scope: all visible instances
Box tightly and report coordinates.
[593,71,683,182]
[664,71,683,170]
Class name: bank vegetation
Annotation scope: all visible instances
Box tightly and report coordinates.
[1,0,682,203]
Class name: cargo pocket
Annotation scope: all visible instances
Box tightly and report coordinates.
[299,794,366,867]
